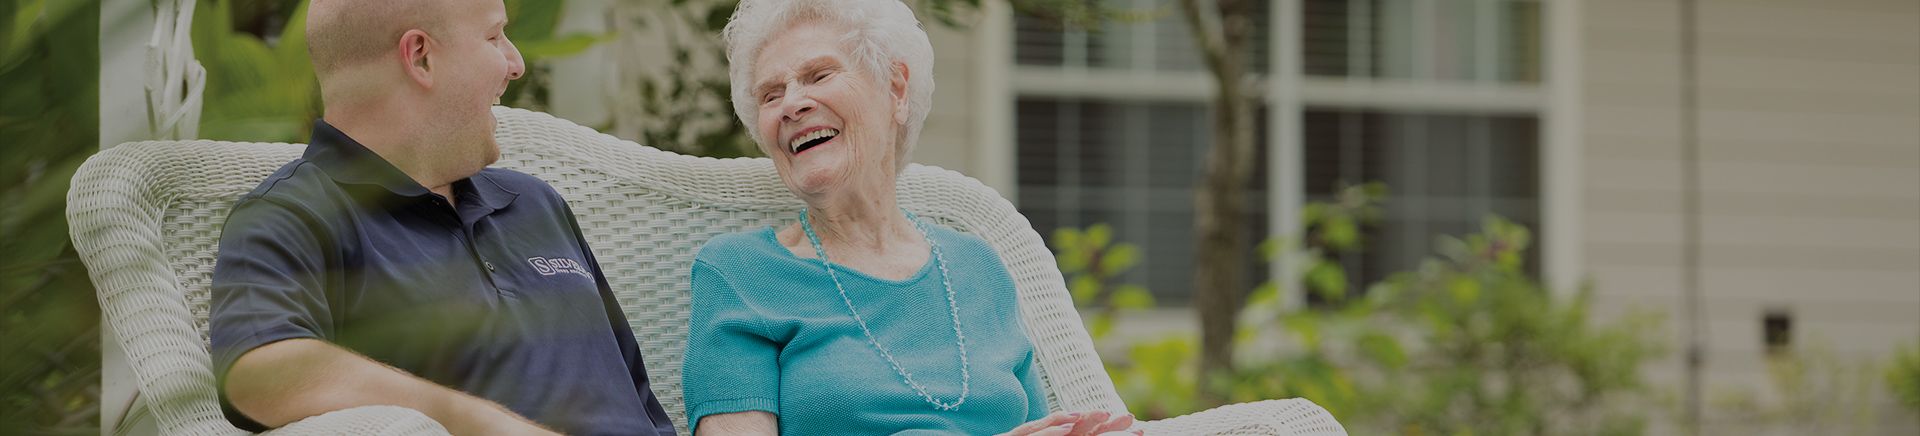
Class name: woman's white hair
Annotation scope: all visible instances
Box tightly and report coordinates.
[722,0,935,172]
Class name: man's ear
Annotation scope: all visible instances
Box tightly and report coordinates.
[889,61,910,124]
[399,29,434,88]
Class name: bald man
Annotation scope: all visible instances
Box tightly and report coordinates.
[206,1,675,435]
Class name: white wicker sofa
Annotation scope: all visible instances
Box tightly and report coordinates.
[67,107,1347,435]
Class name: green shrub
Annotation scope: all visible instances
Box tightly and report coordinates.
[1710,346,1883,434]
[1891,343,1920,414]
[1052,183,1667,435]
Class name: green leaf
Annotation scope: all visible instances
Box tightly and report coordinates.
[1245,282,1279,308]
[1069,275,1101,305]
[3,0,46,65]
[1890,343,1920,411]
[1099,243,1139,275]
[505,0,564,40]
[1111,285,1155,310]
[1131,337,1195,375]
[1357,331,1408,370]
[1056,256,1086,275]
[1088,314,1113,339]
[1050,227,1082,252]
[193,0,320,143]
[1257,238,1284,261]
[2,0,101,429]
[1360,181,1389,199]
[1052,227,1087,273]
[1299,203,1325,224]
[1234,325,1258,344]
[1282,314,1322,349]
[1086,223,1112,249]
[1322,217,1358,250]
[515,32,610,60]
[275,1,313,74]
[0,156,82,266]
[1448,277,1481,305]
[1305,262,1346,301]
[3,0,90,71]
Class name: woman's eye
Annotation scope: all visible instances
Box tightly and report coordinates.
[762,93,780,104]
[813,71,832,82]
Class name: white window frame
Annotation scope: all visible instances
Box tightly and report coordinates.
[974,0,1584,306]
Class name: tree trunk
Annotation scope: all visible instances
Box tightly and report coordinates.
[1179,0,1256,403]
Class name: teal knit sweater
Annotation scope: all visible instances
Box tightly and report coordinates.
[682,225,1047,435]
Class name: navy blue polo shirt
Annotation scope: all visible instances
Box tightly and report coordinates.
[208,120,675,436]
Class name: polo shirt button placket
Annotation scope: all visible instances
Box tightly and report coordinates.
[484,261,496,272]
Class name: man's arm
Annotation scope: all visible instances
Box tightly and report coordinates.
[225,338,556,436]
[570,212,678,435]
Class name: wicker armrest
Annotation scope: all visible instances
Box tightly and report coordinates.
[259,405,449,436]
[1134,399,1347,436]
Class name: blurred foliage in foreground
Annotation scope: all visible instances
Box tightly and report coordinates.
[1054,183,1668,435]
[0,0,601,433]
[1890,343,1920,414]
[1,0,103,434]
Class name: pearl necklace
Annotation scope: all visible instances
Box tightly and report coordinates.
[800,209,970,411]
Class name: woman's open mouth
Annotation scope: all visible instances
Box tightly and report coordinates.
[788,128,841,155]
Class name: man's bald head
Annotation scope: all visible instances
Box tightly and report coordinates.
[306,0,460,79]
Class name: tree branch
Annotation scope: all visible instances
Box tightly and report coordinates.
[1178,0,1231,80]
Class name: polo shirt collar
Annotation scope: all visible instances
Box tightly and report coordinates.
[305,119,518,212]
[464,171,521,213]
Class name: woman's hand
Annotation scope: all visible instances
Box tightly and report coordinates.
[999,411,1142,436]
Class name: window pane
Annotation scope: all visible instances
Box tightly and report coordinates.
[1302,108,1541,302]
[1014,14,1067,67]
[1014,1,1271,74]
[1302,0,1542,83]
[1017,98,1271,304]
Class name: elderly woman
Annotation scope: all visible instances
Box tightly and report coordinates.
[680,1,1138,435]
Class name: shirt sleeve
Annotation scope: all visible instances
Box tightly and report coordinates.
[207,197,334,431]
[682,259,782,433]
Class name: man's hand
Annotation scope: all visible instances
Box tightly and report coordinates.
[225,338,557,435]
[440,394,559,435]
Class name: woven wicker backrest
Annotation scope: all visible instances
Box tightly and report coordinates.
[68,107,1122,435]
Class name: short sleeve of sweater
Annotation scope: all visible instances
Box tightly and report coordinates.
[683,259,782,432]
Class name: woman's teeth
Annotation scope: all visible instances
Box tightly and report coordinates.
[789,128,841,154]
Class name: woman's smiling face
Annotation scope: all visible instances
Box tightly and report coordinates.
[749,19,909,198]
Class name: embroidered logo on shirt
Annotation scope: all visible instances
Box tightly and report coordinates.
[526,256,593,279]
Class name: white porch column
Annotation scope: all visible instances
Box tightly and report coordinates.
[98,1,154,432]
[1542,0,1584,296]
[100,1,152,150]
[98,1,203,433]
